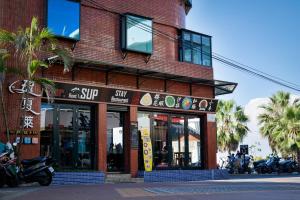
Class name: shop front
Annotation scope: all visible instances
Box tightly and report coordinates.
[40,80,221,178]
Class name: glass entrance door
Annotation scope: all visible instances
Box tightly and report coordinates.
[58,106,75,168]
[40,103,95,170]
[107,112,124,172]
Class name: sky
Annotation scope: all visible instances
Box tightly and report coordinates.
[186,0,300,158]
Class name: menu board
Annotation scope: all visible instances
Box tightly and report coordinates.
[138,92,218,112]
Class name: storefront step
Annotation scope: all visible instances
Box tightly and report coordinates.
[105,173,144,183]
[52,172,105,185]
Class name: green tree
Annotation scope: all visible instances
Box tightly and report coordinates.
[0,17,73,158]
[216,100,249,154]
[258,91,300,161]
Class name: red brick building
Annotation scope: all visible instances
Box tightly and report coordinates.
[0,0,236,180]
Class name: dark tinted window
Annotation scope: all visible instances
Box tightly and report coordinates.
[47,0,80,40]
[180,30,212,67]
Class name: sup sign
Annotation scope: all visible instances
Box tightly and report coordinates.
[55,83,101,101]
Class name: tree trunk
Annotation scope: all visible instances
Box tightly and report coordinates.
[0,83,9,142]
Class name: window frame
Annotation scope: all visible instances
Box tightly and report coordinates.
[180,29,212,67]
[137,110,205,170]
[45,0,81,41]
[121,13,154,55]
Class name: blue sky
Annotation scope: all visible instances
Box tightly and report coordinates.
[186,0,300,106]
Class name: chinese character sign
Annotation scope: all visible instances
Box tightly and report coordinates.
[9,80,40,129]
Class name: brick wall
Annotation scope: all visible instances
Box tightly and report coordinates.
[0,0,216,166]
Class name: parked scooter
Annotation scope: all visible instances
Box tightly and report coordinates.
[226,154,253,174]
[278,157,298,173]
[0,151,19,187]
[17,156,55,186]
[255,155,280,174]
[1,143,55,187]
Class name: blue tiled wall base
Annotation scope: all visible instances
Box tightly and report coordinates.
[144,169,229,182]
[52,172,105,185]
[137,170,144,178]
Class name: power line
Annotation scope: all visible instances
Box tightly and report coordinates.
[82,0,300,92]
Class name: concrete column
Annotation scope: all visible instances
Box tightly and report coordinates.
[97,103,107,172]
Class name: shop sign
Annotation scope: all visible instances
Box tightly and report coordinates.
[55,83,101,101]
[8,80,40,130]
[141,128,153,172]
[139,92,218,112]
[9,130,39,135]
[55,83,133,104]
[108,89,133,104]
[53,82,218,112]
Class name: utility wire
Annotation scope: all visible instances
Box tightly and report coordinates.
[82,0,300,91]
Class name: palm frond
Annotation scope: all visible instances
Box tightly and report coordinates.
[31,77,55,102]
[51,48,73,73]
[29,59,48,77]
[0,29,15,44]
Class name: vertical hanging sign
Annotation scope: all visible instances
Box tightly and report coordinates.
[140,128,153,172]
[8,80,41,144]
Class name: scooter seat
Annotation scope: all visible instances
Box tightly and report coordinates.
[21,157,46,166]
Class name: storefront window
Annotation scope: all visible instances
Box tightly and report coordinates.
[40,104,54,157]
[107,112,124,172]
[152,113,168,168]
[77,108,92,169]
[170,116,185,167]
[40,103,95,170]
[137,112,203,169]
[187,117,201,167]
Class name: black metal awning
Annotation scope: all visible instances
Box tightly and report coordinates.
[70,58,237,96]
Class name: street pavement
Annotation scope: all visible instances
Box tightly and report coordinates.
[1,175,300,200]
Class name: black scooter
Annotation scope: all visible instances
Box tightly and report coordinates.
[1,143,55,187]
[17,156,55,186]
[278,158,298,173]
[0,151,19,187]
[255,156,280,174]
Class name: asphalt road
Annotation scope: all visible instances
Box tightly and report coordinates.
[1,175,300,200]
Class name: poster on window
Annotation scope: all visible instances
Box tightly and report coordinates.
[141,128,153,172]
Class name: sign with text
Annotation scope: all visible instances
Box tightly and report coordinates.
[53,82,218,112]
[141,128,153,172]
[139,92,218,112]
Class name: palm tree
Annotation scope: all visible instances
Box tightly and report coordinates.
[258,91,300,162]
[216,100,249,154]
[0,17,73,158]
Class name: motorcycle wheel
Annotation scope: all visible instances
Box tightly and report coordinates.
[38,170,52,186]
[0,172,6,188]
[256,168,261,174]
[0,179,5,188]
[6,176,19,187]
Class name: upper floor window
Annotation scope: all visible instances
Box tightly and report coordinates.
[179,30,212,67]
[121,14,153,55]
[47,0,80,40]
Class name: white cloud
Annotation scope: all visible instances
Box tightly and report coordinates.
[243,97,272,158]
